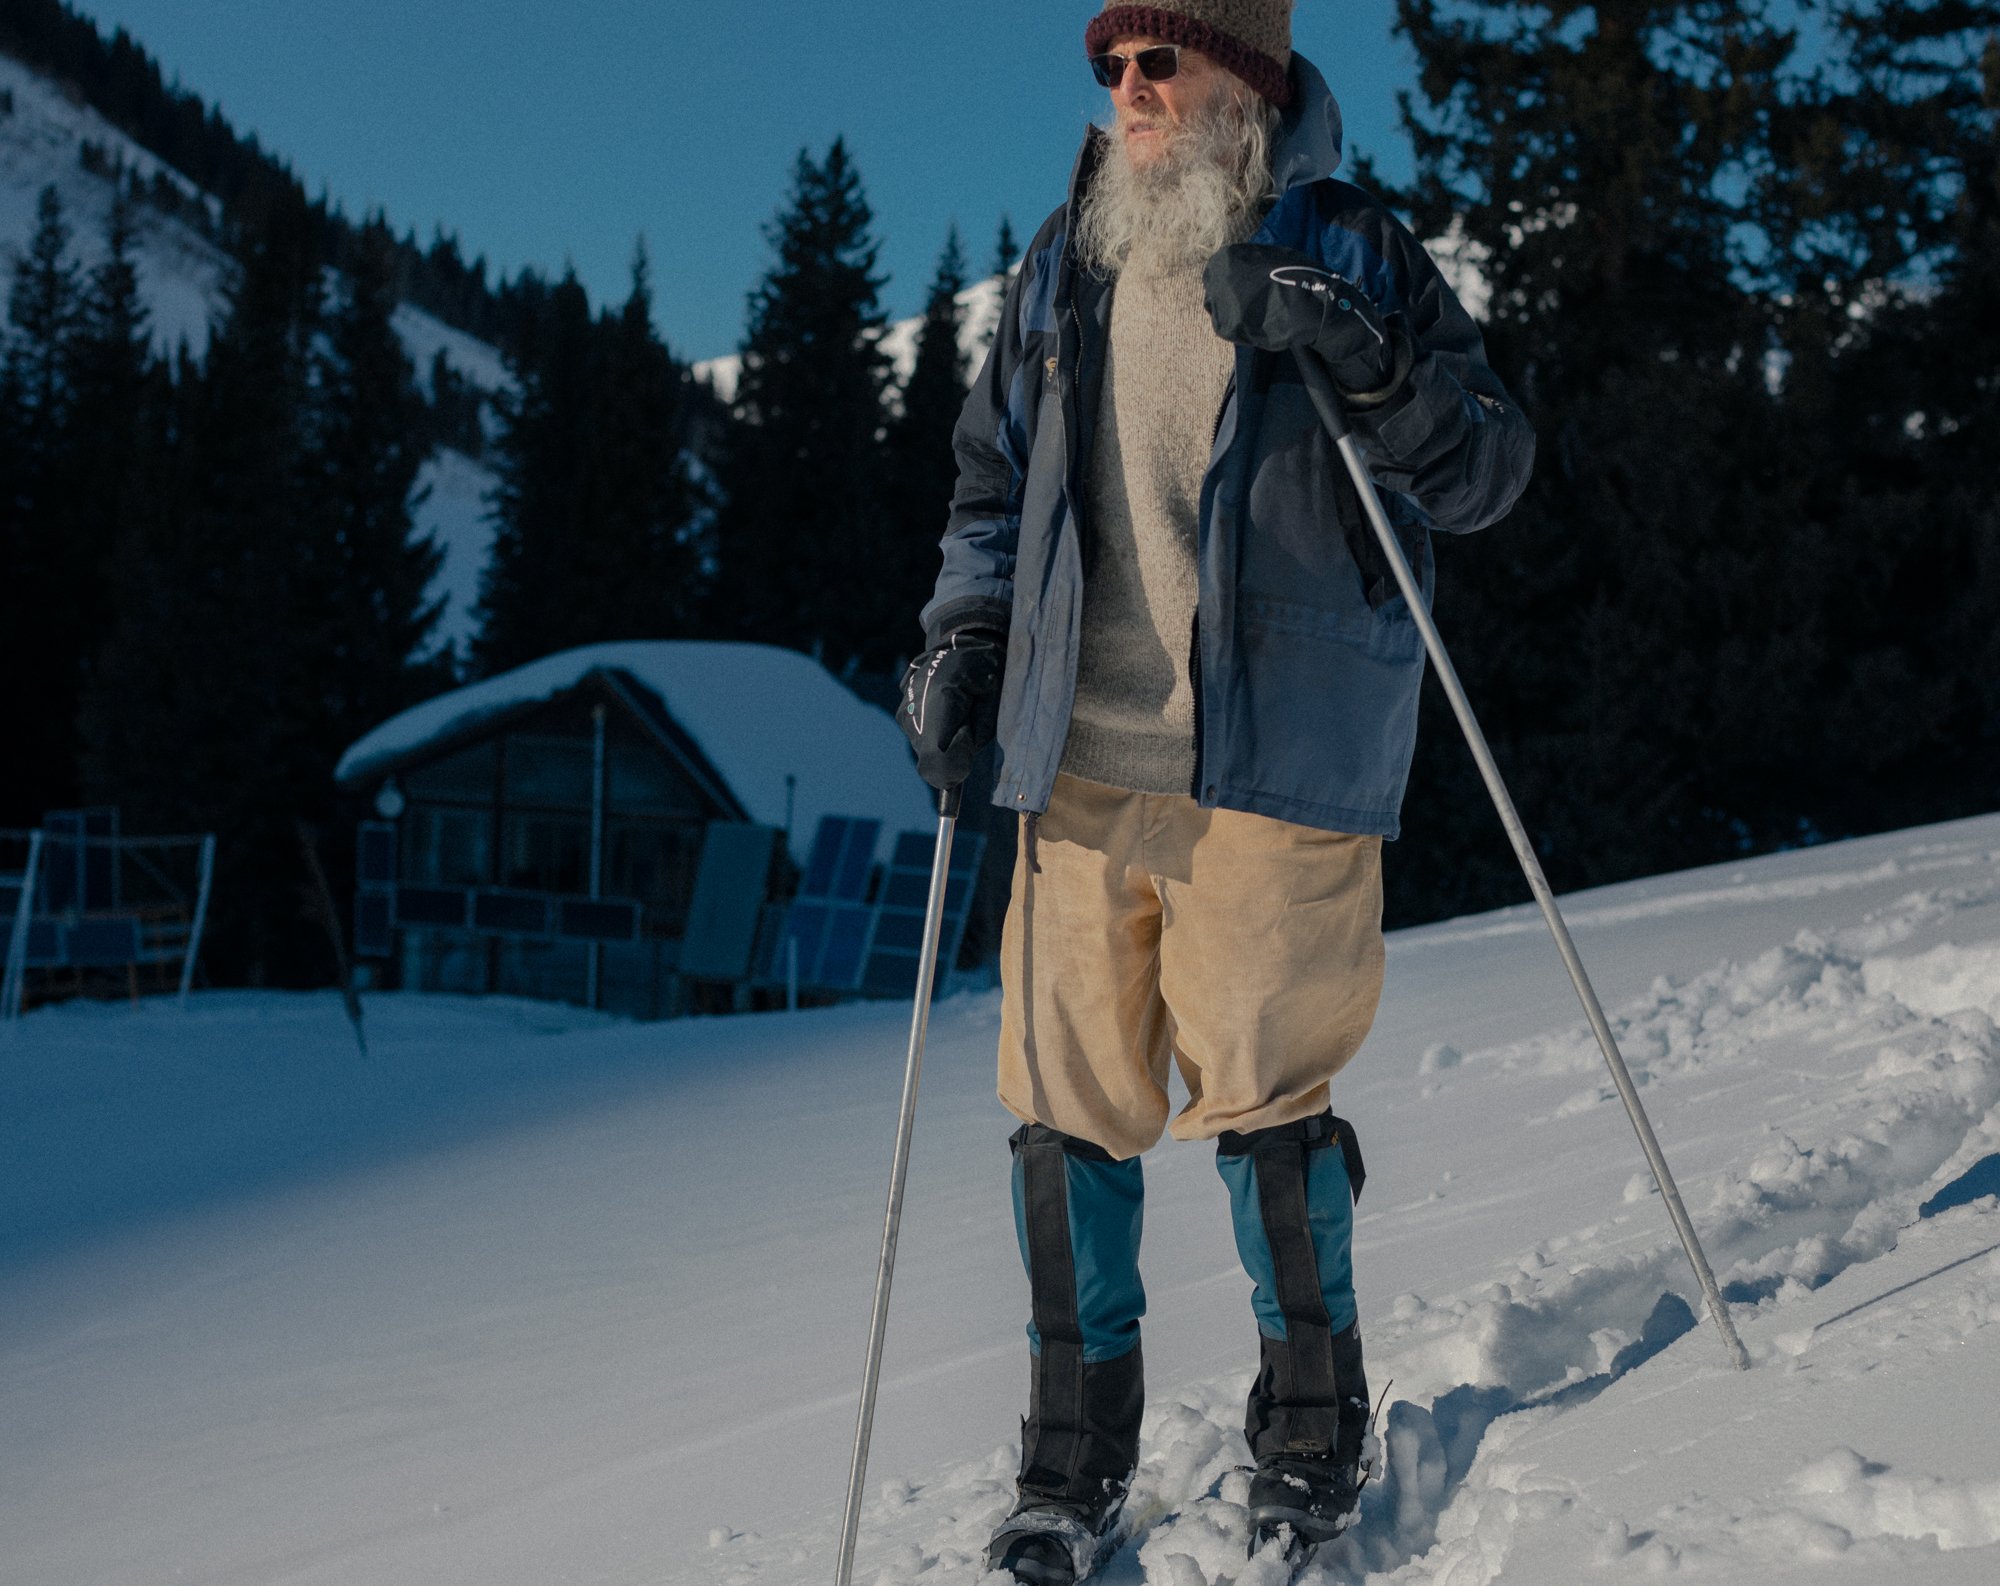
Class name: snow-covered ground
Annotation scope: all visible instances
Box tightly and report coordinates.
[5,814,2000,1585]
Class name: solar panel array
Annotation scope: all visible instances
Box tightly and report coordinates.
[356,807,992,1005]
[858,827,986,998]
[776,815,882,991]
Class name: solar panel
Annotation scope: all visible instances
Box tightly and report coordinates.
[798,816,881,901]
[787,900,831,979]
[858,828,986,1000]
[775,815,887,990]
[818,903,876,988]
[679,823,780,980]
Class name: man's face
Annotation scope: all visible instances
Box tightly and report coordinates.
[1102,35,1233,169]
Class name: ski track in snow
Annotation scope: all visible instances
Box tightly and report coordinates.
[733,855,2000,1586]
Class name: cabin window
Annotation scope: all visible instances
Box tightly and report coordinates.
[407,806,492,886]
[504,812,589,893]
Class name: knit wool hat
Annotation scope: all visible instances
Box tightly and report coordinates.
[1085,1,1295,108]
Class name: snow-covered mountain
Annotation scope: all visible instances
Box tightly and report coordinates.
[0,48,505,655]
[5,814,1999,1583]
[692,272,1009,406]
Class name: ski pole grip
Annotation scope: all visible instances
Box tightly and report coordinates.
[939,784,963,819]
[1294,346,1353,443]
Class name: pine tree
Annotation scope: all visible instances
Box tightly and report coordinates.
[992,213,1019,279]
[474,252,707,670]
[82,191,328,983]
[0,184,83,822]
[474,271,597,673]
[1385,0,1807,917]
[572,242,710,639]
[710,138,892,668]
[5,185,79,455]
[1755,0,2000,835]
[307,219,447,741]
[58,186,168,815]
[885,225,971,652]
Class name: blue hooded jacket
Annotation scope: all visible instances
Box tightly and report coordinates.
[921,55,1535,838]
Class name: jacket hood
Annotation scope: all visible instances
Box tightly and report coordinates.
[1273,52,1342,189]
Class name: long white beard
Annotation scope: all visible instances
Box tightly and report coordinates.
[1074,86,1278,278]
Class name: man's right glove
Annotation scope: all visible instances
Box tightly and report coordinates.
[897,629,1005,790]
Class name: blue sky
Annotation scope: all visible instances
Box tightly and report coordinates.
[81,1,1422,361]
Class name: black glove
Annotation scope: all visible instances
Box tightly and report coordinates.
[1203,243,1410,402]
[897,629,1004,790]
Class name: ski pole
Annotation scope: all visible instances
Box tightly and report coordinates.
[834,784,964,1586]
[1295,347,1751,1372]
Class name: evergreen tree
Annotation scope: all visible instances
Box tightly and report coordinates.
[992,213,1019,279]
[307,219,448,740]
[474,252,707,670]
[4,185,80,460]
[0,184,83,823]
[82,191,329,983]
[474,271,597,673]
[885,225,971,651]
[572,243,710,640]
[1758,0,2000,835]
[710,138,892,668]
[1385,0,1807,918]
[59,186,168,813]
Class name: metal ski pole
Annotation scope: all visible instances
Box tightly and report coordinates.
[1295,347,1750,1372]
[834,784,964,1586]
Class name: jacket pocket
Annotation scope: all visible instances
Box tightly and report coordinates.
[1238,594,1423,665]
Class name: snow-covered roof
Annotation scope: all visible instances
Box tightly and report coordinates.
[335,641,935,864]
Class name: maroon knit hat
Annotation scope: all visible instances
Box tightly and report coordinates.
[1085,1,1295,108]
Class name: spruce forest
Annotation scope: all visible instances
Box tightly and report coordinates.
[1,0,1996,988]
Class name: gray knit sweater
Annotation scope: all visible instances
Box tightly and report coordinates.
[1060,261,1236,794]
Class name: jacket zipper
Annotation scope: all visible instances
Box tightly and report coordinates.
[1191,384,1230,803]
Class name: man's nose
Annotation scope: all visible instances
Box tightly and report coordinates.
[1110,59,1156,110]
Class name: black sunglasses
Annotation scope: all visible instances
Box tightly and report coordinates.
[1088,45,1182,89]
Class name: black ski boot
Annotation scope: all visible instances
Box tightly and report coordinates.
[988,1124,1147,1583]
[985,1473,1131,1585]
[1214,1113,1373,1568]
[1244,1320,1371,1565]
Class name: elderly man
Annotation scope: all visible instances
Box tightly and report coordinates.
[898,3,1532,1579]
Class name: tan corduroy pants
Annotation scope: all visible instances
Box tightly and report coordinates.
[998,773,1385,1160]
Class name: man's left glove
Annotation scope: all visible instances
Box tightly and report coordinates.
[897,629,1005,791]
[1203,243,1412,403]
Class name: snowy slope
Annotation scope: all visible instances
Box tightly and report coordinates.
[693,274,1009,406]
[0,47,505,654]
[4,816,2000,1585]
